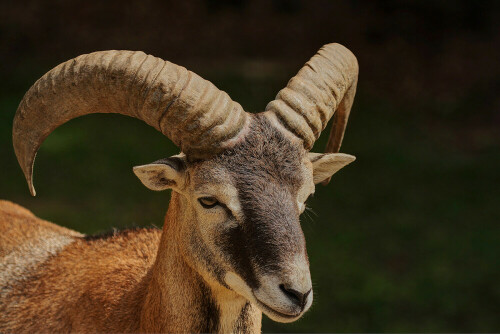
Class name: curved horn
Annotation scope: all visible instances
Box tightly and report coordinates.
[264,43,358,155]
[13,51,248,196]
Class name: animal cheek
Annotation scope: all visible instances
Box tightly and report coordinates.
[221,216,239,229]
[193,207,223,228]
[215,226,260,289]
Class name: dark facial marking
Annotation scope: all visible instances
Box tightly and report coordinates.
[217,224,260,288]
[214,115,307,285]
[234,302,252,332]
[196,279,220,333]
[238,182,305,271]
[189,228,228,288]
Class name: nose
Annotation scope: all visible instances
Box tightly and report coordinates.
[279,284,312,309]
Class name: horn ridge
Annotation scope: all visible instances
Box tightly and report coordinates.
[264,43,358,153]
[13,50,247,195]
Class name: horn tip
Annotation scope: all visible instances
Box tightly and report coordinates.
[23,161,37,196]
[28,182,36,196]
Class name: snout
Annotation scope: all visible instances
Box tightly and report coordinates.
[253,260,313,323]
[253,275,313,322]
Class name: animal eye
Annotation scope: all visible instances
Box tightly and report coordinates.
[198,197,220,209]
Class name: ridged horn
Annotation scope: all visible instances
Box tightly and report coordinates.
[264,43,358,155]
[13,50,248,196]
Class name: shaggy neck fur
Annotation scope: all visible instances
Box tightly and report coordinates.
[140,193,262,333]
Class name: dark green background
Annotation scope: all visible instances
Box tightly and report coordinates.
[1,1,499,332]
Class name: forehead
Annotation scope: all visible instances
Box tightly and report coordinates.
[191,115,306,189]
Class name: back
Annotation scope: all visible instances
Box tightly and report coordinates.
[0,200,82,293]
[0,200,162,333]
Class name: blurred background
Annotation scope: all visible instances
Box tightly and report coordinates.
[1,0,499,332]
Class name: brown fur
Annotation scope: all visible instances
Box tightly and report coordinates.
[0,196,261,333]
[0,200,161,332]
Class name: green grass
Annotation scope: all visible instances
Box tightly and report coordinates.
[1,70,498,332]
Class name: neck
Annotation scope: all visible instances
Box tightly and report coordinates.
[140,192,262,333]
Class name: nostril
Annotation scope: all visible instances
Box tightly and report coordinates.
[279,284,299,304]
[279,284,311,309]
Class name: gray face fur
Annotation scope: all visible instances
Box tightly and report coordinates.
[133,114,355,322]
[209,116,307,284]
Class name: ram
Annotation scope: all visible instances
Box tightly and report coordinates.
[0,43,358,333]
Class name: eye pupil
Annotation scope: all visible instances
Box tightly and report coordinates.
[198,197,219,209]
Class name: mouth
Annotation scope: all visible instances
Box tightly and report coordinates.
[254,297,302,320]
[224,271,308,323]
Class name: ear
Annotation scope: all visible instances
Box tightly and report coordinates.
[133,155,187,191]
[308,152,356,184]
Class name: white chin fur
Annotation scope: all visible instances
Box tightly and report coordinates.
[224,272,313,323]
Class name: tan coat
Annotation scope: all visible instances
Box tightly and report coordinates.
[0,199,261,333]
